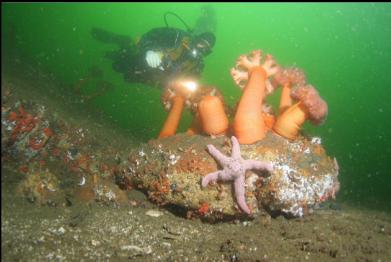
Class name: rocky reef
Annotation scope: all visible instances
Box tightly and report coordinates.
[2,78,339,220]
[116,133,339,219]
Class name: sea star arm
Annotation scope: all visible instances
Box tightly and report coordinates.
[202,171,223,187]
[230,136,241,159]
[234,175,251,214]
[207,144,229,165]
[244,159,274,172]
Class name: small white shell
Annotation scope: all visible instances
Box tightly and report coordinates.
[78,176,86,186]
[145,209,164,217]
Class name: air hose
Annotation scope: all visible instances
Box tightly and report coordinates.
[164,12,193,33]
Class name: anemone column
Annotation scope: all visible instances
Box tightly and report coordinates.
[158,95,185,138]
[233,66,268,144]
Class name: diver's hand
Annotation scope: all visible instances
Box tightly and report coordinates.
[146,50,163,68]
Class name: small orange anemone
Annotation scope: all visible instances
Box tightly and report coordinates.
[188,86,229,136]
[158,79,199,138]
[273,85,328,140]
[158,86,186,139]
[274,67,306,114]
[186,112,202,135]
[262,104,276,131]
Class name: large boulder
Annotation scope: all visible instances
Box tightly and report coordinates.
[117,133,340,219]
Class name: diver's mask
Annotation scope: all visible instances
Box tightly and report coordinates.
[188,39,212,59]
[184,31,215,60]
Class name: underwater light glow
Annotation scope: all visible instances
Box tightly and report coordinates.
[182,81,198,92]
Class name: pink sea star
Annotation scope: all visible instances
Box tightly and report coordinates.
[202,136,273,214]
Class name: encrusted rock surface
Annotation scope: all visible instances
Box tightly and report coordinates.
[118,133,340,219]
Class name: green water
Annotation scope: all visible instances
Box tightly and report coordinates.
[2,3,391,211]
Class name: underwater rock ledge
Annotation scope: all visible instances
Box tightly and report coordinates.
[1,83,339,220]
[118,133,340,219]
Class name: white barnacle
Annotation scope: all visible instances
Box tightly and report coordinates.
[38,105,46,115]
[311,137,322,145]
[279,164,296,176]
[44,181,57,192]
[290,143,302,153]
[32,138,43,146]
[127,166,135,174]
[114,153,120,161]
[6,124,13,131]
[105,190,116,201]
[139,149,146,157]
[42,120,50,128]
[157,144,163,153]
[94,186,103,196]
[284,203,304,217]
[169,154,179,165]
[66,150,74,160]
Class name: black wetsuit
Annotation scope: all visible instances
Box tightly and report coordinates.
[94,27,205,89]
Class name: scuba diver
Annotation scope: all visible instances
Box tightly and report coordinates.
[91,6,216,89]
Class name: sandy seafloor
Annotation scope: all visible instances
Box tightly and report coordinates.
[2,55,391,262]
